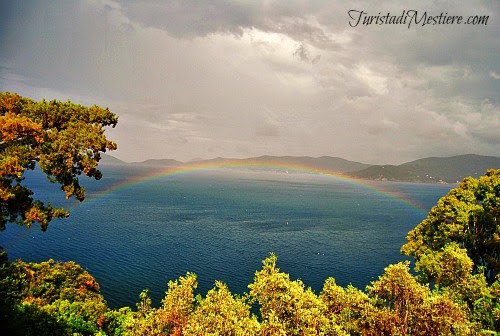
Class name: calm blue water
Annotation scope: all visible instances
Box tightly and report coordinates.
[0,166,454,308]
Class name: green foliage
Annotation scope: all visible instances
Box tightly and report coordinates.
[248,253,335,335]
[0,258,112,335]
[0,92,117,231]
[119,290,166,336]
[416,242,475,287]
[367,262,471,335]
[402,169,500,283]
[184,281,260,335]
[322,281,373,335]
[1,250,497,335]
[160,273,198,335]
[43,299,108,334]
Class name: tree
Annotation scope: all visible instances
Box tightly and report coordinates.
[401,169,500,283]
[366,262,471,335]
[160,272,198,335]
[414,243,497,332]
[184,281,260,335]
[248,253,343,335]
[0,92,117,231]
[0,259,110,335]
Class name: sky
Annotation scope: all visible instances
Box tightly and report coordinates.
[0,0,498,164]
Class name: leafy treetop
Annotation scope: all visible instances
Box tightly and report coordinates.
[0,92,117,231]
[401,169,499,283]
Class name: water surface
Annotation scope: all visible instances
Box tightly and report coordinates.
[0,166,453,308]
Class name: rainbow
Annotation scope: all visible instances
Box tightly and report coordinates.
[77,160,427,214]
[2,160,427,250]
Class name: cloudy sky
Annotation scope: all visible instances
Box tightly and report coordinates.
[0,0,498,164]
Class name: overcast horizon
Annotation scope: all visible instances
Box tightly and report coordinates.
[1,0,498,165]
[104,152,499,167]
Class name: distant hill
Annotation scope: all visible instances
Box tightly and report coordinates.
[99,155,182,168]
[237,155,370,173]
[178,155,370,173]
[99,154,500,183]
[100,155,370,173]
[99,154,127,166]
[129,158,183,168]
[350,154,500,183]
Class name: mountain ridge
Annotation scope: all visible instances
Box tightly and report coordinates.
[99,154,500,183]
[100,154,371,173]
[349,154,500,183]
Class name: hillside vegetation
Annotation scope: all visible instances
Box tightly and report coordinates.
[350,154,500,183]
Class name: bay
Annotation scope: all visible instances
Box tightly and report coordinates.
[0,166,454,308]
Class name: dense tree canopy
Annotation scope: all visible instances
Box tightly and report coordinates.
[0,92,117,231]
[401,169,500,283]
[2,250,496,335]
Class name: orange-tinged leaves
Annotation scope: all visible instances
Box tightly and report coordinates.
[0,112,43,144]
[0,91,117,230]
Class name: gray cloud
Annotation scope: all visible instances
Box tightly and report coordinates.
[255,109,282,137]
[293,44,321,64]
[0,0,498,163]
[117,0,324,38]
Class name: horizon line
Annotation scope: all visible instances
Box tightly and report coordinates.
[102,152,499,166]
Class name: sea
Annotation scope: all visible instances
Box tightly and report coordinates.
[0,165,454,308]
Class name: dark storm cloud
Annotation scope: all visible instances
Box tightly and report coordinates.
[0,0,498,163]
[119,0,500,104]
[117,0,312,37]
